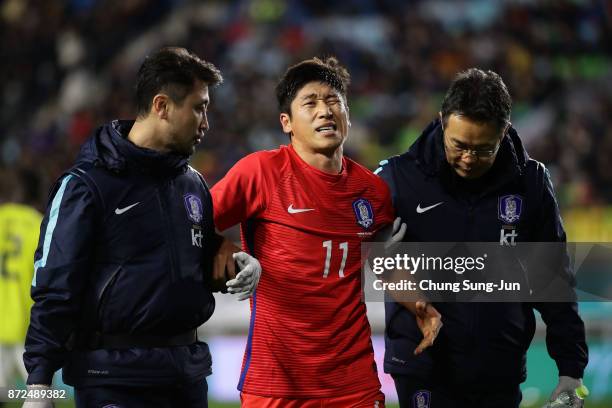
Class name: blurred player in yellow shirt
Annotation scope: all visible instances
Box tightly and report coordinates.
[0,168,42,390]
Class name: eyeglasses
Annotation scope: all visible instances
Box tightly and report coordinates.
[444,137,501,158]
[440,118,507,159]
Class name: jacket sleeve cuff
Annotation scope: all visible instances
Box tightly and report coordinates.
[557,361,585,379]
[26,367,54,386]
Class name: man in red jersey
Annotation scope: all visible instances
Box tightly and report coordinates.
[212,57,439,407]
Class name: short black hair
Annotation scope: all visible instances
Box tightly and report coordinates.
[136,47,223,117]
[441,68,511,131]
[275,57,350,115]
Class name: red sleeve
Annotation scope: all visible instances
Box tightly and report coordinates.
[376,178,395,231]
[211,153,267,231]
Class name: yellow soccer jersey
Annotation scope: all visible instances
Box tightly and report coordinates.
[0,203,42,344]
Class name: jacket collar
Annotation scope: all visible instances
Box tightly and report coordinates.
[76,120,190,174]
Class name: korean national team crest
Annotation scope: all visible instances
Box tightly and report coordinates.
[498,194,523,224]
[352,198,374,230]
[183,193,203,224]
[413,390,431,408]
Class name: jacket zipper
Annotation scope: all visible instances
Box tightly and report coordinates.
[157,183,179,282]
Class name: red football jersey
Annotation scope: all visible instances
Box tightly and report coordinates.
[211,145,394,398]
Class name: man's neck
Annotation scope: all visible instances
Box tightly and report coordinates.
[292,143,343,174]
[127,118,168,152]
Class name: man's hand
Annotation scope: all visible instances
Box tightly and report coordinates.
[375,218,441,355]
[22,385,54,408]
[226,252,261,301]
[550,376,583,401]
[212,236,241,292]
[412,301,442,355]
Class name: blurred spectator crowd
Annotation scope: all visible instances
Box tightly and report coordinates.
[1,0,611,210]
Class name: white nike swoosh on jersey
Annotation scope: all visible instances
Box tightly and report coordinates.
[416,201,444,214]
[287,204,315,214]
[114,202,141,215]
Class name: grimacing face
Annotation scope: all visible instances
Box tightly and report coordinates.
[280,81,350,156]
[441,113,507,179]
[165,79,210,156]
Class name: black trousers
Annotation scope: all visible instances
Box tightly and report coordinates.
[75,379,208,408]
[392,374,522,408]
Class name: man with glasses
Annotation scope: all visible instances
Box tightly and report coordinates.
[376,68,588,407]
[439,114,504,179]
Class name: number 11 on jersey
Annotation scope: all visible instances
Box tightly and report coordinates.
[322,240,348,278]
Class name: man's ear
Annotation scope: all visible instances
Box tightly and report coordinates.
[152,94,169,120]
[280,112,292,134]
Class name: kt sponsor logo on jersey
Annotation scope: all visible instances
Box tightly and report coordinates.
[184,193,204,247]
[500,227,518,246]
[498,195,522,246]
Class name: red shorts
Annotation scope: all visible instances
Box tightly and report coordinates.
[240,388,385,408]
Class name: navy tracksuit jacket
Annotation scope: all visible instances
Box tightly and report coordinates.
[24,120,217,387]
[377,119,588,391]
